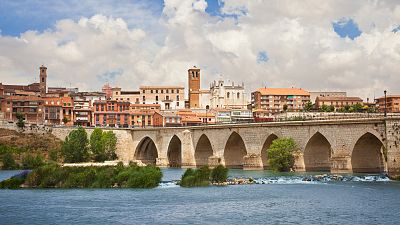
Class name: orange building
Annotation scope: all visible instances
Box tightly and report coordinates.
[1,96,44,124]
[196,112,216,124]
[93,100,130,127]
[43,97,74,125]
[252,87,310,116]
[315,96,363,110]
[375,95,400,113]
[178,109,202,126]
[188,67,201,108]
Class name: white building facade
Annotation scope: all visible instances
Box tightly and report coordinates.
[209,80,248,110]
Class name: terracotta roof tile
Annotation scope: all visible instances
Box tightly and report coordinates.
[256,88,310,96]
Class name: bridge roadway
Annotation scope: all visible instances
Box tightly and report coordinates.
[51,117,400,178]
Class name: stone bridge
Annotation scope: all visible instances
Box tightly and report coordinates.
[51,117,400,177]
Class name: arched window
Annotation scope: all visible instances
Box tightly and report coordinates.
[227,92,230,98]
[237,93,240,99]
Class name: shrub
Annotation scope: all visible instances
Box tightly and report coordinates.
[21,154,45,169]
[180,166,211,187]
[3,163,163,189]
[61,127,89,163]
[49,149,59,162]
[16,112,25,129]
[267,138,296,172]
[210,165,228,183]
[1,152,19,170]
[0,177,25,189]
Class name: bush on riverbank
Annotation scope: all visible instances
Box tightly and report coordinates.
[267,138,296,172]
[211,165,228,183]
[0,162,162,189]
[180,165,229,187]
[1,152,19,170]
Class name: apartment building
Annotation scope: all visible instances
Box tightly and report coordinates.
[252,88,310,117]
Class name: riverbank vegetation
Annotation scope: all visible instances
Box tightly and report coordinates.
[267,138,296,172]
[0,162,162,189]
[180,165,228,187]
[0,128,62,169]
[61,127,117,163]
[0,127,118,170]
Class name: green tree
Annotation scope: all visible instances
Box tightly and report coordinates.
[102,131,117,160]
[352,103,363,112]
[16,112,25,128]
[304,101,314,112]
[62,117,69,125]
[1,152,19,170]
[267,138,296,172]
[283,104,288,112]
[90,128,105,162]
[61,127,89,163]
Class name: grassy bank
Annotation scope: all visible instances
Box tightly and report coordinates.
[0,162,162,189]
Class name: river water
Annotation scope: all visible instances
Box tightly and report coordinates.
[1,169,400,225]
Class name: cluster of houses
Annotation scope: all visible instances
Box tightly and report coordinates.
[0,65,398,128]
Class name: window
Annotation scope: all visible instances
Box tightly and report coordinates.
[177,89,179,93]
[161,90,163,94]
[237,93,240,99]
[143,96,145,101]
[142,90,145,93]
[177,102,179,106]
[151,90,153,93]
[156,90,158,93]
[166,96,169,101]
[156,96,159,101]
[116,92,119,95]
[172,89,174,94]
[227,92,230,98]
[176,95,179,101]
[166,89,169,94]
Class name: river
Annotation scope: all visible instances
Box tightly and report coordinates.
[1,169,400,225]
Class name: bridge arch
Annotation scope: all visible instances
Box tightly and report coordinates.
[304,132,332,171]
[134,137,158,165]
[167,135,182,167]
[224,132,247,168]
[261,134,279,169]
[351,132,385,173]
[195,134,214,167]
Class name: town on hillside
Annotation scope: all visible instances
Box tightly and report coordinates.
[0,65,397,128]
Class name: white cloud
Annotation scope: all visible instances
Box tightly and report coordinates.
[0,0,399,100]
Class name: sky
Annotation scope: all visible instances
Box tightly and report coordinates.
[0,0,399,100]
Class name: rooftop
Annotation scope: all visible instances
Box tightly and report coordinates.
[256,87,310,96]
[316,96,363,101]
[140,86,184,89]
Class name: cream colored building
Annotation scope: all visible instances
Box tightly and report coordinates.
[111,87,140,104]
[139,86,185,110]
[209,80,247,110]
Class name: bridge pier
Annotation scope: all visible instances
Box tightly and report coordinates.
[156,158,169,167]
[330,155,352,173]
[293,152,305,172]
[208,156,222,168]
[386,119,400,179]
[243,154,263,170]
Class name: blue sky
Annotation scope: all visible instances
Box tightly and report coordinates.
[0,0,225,36]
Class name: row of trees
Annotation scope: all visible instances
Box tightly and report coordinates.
[61,127,117,163]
